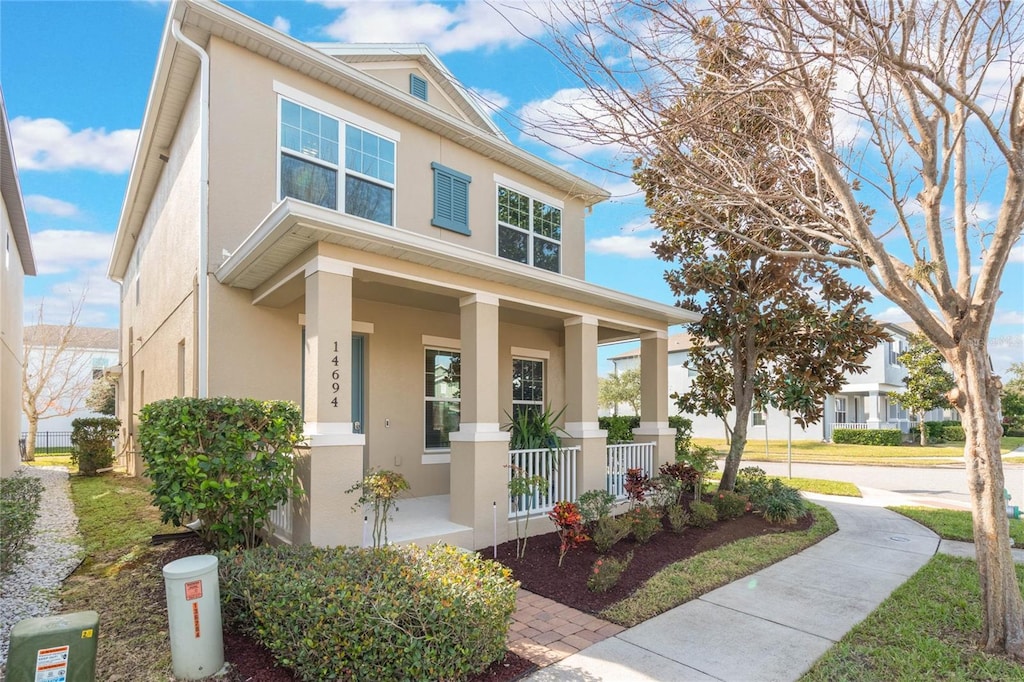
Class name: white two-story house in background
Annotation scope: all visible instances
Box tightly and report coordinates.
[608,322,958,442]
[107,0,698,550]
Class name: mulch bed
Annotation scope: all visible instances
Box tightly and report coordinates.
[483,508,812,614]
[156,507,809,681]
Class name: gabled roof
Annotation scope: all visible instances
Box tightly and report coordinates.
[309,43,506,140]
[24,325,119,350]
[108,0,609,280]
[0,86,36,276]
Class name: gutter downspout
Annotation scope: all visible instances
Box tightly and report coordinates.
[171,19,209,398]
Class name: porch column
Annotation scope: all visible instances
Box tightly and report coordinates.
[298,257,364,547]
[633,330,675,468]
[865,390,881,426]
[563,316,607,495]
[450,294,510,547]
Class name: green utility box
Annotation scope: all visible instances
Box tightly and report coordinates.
[6,611,99,682]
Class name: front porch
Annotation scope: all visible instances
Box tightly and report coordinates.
[270,441,658,548]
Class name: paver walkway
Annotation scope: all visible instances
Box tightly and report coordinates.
[509,589,624,666]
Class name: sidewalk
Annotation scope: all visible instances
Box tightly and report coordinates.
[523,493,941,681]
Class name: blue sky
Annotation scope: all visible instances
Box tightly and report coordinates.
[2,0,1021,376]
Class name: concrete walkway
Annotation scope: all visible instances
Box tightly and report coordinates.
[524,494,941,681]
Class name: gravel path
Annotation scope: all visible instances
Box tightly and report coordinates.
[0,466,83,667]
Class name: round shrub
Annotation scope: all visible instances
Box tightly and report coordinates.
[713,490,748,520]
[70,416,120,475]
[219,543,518,681]
[689,500,718,528]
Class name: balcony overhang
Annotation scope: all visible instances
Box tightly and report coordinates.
[216,199,699,334]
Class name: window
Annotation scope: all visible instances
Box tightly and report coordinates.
[888,339,905,365]
[280,99,395,225]
[752,410,767,427]
[497,186,561,273]
[512,358,544,420]
[425,349,460,449]
[410,74,428,101]
[431,163,471,235]
[91,357,108,380]
[835,397,848,424]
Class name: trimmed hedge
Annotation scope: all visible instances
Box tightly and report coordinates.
[832,428,903,446]
[219,543,518,681]
[599,415,640,443]
[910,420,967,443]
[70,416,120,475]
[138,397,303,549]
[0,474,43,575]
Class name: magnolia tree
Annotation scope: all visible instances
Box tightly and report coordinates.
[892,334,955,445]
[510,0,1024,657]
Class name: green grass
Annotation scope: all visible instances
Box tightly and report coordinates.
[708,471,861,497]
[601,503,837,626]
[693,435,1024,467]
[889,506,1024,546]
[24,454,75,470]
[61,473,177,678]
[802,554,1024,681]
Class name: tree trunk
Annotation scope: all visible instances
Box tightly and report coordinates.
[953,341,1024,659]
[24,417,37,461]
[719,402,752,491]
[920,411,928,447]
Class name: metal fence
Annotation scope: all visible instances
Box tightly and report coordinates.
[20,431,74,454]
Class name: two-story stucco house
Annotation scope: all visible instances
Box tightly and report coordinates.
[609,322,959,443]
[1,87,36,478]
[108,0,697,550]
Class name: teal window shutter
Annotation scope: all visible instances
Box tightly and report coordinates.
[431,162,471,235]
[410,74,428,101]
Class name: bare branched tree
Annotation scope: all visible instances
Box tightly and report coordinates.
[22,296,93,460]
[501,0,1024,657]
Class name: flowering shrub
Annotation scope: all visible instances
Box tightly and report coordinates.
[548,501,590,567]
[624,468,653,508]
[587,551,634,592]
[713,491,748,520]
[592,515,631,553]
[628,505,663,544]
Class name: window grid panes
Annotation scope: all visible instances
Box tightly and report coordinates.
[512,358,544,420]
[280,98,395,224]
[425,349,460,450]
[497,186,561,273]
[835,397,847,424]
[752,410,766,427]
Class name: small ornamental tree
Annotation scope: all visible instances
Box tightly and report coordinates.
[507,465,547,559]
[138,397,304,550]
[70,416,120,475]
[892,334,956,446]
[347,469,410,548]
[598,368,641,416]
[85,374,117,416]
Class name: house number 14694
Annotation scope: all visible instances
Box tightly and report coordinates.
[330,341,340,407]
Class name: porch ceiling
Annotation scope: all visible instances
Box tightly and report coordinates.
[218,199,700,332]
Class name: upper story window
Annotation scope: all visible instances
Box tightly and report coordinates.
[752,410,767,427]
[280,98,395,225]
[497,186,561,273]
[888,339,906,365]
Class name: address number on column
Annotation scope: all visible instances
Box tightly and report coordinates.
[330,341,340,407]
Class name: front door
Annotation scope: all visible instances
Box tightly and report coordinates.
[352,335,365,434]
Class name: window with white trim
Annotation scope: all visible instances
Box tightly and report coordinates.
[752,410,767,427]
[425,349,460,449]
[497,186,561,273]
[512,358,544,420]
[280,98,395,225]
[835,397,848,424]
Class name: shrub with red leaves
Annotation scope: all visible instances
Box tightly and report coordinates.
[548,501,590,567]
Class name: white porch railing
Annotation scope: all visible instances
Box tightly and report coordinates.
[268,496,293,543]
[828,421,905,440]
[606,442,655,500]
[508,446,579,519]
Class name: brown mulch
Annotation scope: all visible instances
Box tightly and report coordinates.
[156,507,809,682]
[483,508,813,614]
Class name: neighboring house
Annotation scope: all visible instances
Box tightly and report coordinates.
[1,87,36,477]
[107,0,697,550]
[21,325,119,435]
[608,322,958,442]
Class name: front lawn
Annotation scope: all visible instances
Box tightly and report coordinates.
[890,505,1024,547]
[707,471,861,497]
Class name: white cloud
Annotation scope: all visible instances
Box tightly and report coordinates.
[11,117,137,173]
[873,306,910,323]
[587,234,656,259]
[24,195,79,218]
[989,333,1024,379]
[994,310,1024,325]
[468,88,510,113]
[1009,244,1024,264]
[517,87,628,160]
[315,1,551,54]
[271,16,291,34]
[31,230,113,275]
